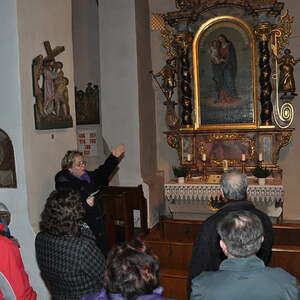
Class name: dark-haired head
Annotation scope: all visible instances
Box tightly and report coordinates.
[104,239,160,300]
[218,34,230,43]
[39,190,84,236]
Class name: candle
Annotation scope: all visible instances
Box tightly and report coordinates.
[187,154,192,161]
[202,153,206,161]
[259,153,263,161]
[242,154,246,162]
[223,159,228,171]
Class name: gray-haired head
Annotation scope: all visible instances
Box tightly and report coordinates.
[217,210,264,258]
[220,168,248,201]
[0,202,10,213]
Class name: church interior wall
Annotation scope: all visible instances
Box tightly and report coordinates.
[135,0,165,227]
[72,0,107,174]
[16,0,77,233]
[279,0,300,221]
[0,0,66,297]
[98,0,143,185]
[149,0,180,186]
[0,0,299,298]
[98,0,155,224]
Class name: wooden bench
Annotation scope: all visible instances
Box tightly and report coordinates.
[143,218,300,300]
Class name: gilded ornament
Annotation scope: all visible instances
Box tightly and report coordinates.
[167,135,179,149]
[270,10,295,128]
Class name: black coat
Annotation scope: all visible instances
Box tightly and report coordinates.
[188,200,273,296]
[55,154,119,243]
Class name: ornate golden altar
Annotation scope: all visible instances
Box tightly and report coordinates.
[151,0,298,219]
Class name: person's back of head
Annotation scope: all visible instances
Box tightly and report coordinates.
[39,190,84,236]
[104,239,160,300]
[220,168,248,202]
[0,202,10,224]
[217,210,264,258]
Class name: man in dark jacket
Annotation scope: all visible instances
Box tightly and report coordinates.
[188,169,273,297]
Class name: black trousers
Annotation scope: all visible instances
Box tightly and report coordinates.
[84,199,108,256]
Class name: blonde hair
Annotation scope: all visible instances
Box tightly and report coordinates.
[61,150,83,170]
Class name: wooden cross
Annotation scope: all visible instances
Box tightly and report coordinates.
[44,40,65,61]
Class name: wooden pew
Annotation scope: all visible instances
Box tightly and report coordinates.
[270,245,300,279]
[160,217,300,245]
[143,218,300,300]
[160,217,201,242]
[273,224,300,245]
[101,185,148,249]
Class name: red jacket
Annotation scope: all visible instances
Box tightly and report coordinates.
[0,235,36,300]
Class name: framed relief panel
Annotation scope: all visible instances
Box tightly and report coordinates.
[193,16,258,129]
[181,135,194,164]
[259,135,273,165]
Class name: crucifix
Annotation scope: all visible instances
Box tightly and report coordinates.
[44,40,65,61]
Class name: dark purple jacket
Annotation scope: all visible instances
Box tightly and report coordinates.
[55,154,119,247]
[81,287,174,300]
[55,154,119,203]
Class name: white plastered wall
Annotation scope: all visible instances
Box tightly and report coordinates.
[99,0,165,227]
[72,0,106,171]
[16,0,77,232]
[279,0,300,220]
[99,0,142,186]
[0,0,76,298]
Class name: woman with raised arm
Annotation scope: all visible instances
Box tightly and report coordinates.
[55,144,125,253]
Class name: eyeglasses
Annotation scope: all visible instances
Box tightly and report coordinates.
[75,160,87,167]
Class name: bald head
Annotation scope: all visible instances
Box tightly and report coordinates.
[220,169,248,201]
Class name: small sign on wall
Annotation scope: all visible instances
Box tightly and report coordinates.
[77,127,99,157]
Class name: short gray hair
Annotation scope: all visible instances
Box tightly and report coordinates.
[220,168,248,201]
[217,210,264,257]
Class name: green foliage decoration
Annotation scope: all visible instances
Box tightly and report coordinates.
[252,166,271,178]
[172,166,188,178]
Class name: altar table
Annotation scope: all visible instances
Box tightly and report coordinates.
[164,181,283,222]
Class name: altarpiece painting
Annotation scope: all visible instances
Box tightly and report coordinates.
[193,17,258,129]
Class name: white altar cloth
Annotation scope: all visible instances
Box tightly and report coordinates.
[164,182,283,220]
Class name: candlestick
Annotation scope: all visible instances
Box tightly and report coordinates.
[241,161,246,173]
[187,154,192,162]
[258,153,263,162]
[202,153,206,161]
[242,154,246,162]
[202,161,207,180]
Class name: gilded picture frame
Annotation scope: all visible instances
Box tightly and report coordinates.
[193,16,258,129]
